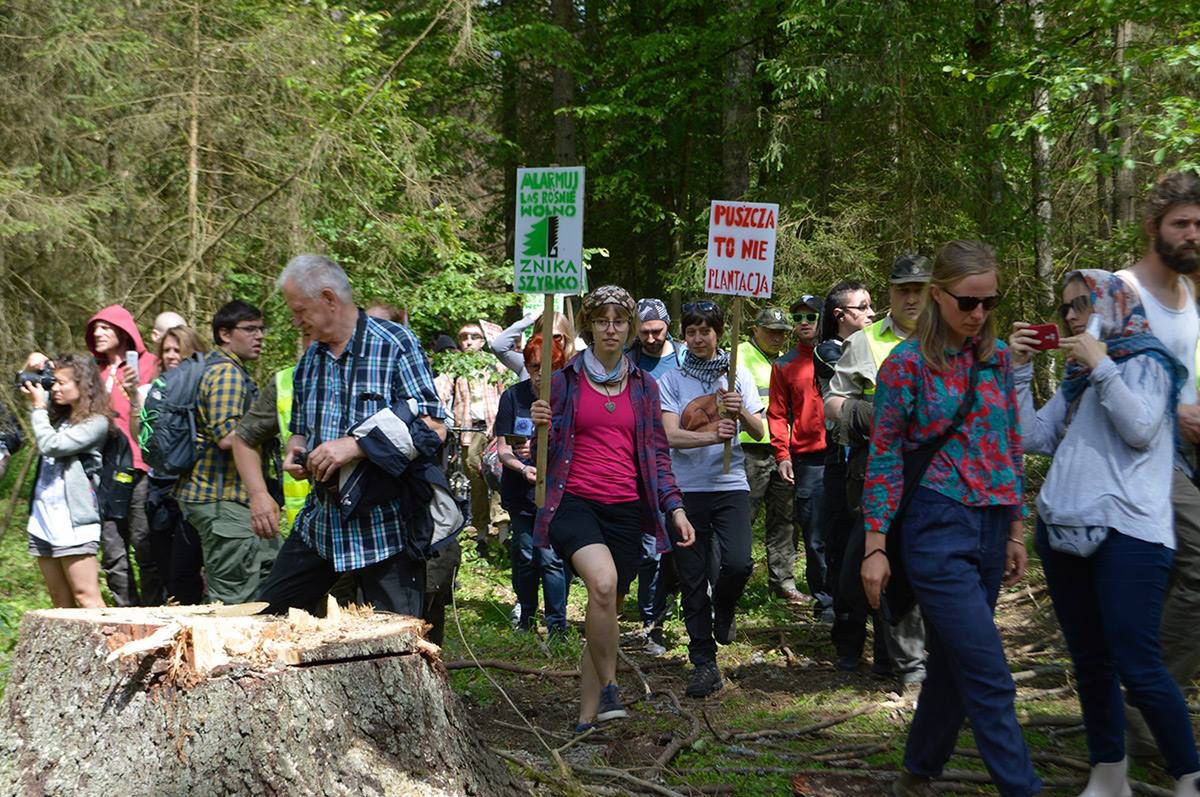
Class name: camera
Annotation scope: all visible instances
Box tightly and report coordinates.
[15,364,54,392]
[293,450,308,469]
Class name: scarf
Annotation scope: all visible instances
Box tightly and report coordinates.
[681,349,732,391]
[1059,269,1186,425]
[582,348,628,385]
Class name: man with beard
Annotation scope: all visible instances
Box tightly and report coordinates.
[1116,171,1200,763]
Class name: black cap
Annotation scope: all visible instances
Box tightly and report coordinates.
[789,294,822,314]
[890,254,932,284]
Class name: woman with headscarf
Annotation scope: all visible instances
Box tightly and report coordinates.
[530,285,695,732]
[1011,270,1199,797]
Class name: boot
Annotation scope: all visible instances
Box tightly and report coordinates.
[1077,759,1130,797]
[1175,772,1200,796]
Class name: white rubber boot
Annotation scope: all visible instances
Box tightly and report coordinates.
[1175,771,1200,796]
[1077,759,1131,797]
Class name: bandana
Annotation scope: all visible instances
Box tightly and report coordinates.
[582,285,636,318]
[581,348,628,385]
[637,298,671,325]
[681,349,732,391]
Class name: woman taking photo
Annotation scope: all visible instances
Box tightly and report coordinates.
[531,285,695,732]
[1012,270,1199,797]
[22,354,112,608]
[860,240,1040,797]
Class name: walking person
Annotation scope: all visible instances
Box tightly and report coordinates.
[530,285,695,731]
[860,241,1040,797]
[658,301,763,698]
[496,335,569,640]
[1012,270,1200,797]
[22,354,111,608]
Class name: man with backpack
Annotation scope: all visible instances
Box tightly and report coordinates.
[174,300,280,605]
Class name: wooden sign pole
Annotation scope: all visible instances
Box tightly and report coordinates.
[722,297,742,474]
[534,293,555,507]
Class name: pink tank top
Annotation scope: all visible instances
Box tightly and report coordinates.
[564,378,640,504]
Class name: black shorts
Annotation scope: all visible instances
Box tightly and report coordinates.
[549,492,643,590]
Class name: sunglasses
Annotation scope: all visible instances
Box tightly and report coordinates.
[792,312,820,323]
[943,291,1001,312]
[683,301,719,314]
[1059,295,1091,321]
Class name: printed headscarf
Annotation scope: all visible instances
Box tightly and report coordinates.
[1059,269,1186,413]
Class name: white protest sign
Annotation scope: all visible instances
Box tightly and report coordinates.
[514,166,585,294]
[705,200,778,299]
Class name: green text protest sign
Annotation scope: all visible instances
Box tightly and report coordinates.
[514,166,585,294]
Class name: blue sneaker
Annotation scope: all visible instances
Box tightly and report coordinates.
[596,682,627,722]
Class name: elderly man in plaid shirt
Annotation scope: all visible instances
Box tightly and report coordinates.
[177,299,281,604]
[258,254,447,616]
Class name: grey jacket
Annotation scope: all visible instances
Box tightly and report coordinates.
[31,409,107,529]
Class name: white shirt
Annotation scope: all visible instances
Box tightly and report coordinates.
[1118,269,1199,405]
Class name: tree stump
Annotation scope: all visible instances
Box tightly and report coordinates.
[0,603,520,797]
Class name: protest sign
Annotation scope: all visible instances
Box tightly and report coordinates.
[705,200,778,299]
[514,166,585,295]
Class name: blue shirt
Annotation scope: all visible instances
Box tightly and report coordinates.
[290,312,446,571]
[494,380,537,517]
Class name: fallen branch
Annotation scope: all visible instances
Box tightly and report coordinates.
[572,764,689,797]
[1011,664,1067,682]
[651,690,702,770]
[492,748,590,797]
[443,659,578,677]
[729,704,878,742]
[618,647,652,698]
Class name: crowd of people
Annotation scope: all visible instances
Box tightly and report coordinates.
[13,171,1200,796]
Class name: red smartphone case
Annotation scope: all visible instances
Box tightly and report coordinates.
[1029,323,1059,350]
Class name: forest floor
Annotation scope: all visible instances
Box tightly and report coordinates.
[0,451,1190,796]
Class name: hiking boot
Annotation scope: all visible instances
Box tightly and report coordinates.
[714,604,736,645]
[686,662,723,698]
[892,771,935,797]
[835,655,861,673]
[775,587,806,605]
[596,682,627,722]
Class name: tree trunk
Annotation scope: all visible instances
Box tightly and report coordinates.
[551,0,577,166]
[722,1,754,198]
[185,1,202,322]
[1112,20,1135,225]
[1030,0,1056,396]
[1,605,519,797]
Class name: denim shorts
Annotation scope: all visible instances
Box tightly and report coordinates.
[27,534,100,558]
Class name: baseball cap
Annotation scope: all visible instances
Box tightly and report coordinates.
[753,307,792,331]
[890,254,932,284]
[789,294,822,315]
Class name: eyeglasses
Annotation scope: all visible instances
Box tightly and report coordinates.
[1059,295,1091,321]
[682,301,719,314]
[943,291,1001,312]
[792,312,820,323]
[234,324,268,336]
[839,303,872,314]
[591,318,630,331]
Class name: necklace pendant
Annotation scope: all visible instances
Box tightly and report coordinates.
[604,400,616,413]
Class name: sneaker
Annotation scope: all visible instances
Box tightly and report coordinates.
[643,637,667,657]
[892,771,935,796]
[714,605,736,645]
[685,662,724,698]
[596,682,627,722]
[573,721,597,735]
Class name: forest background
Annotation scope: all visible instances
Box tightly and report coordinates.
[1,0,1198,376]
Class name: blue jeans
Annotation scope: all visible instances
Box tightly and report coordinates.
[902,489,1040,797]
[792,456,827,598]
[633,531,661,624]
[510,513,568,632]
[1036,520,1199,777]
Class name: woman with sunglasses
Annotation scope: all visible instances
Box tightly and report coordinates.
[1011,271,1199,797]
[860,240,1040,797]
[530,285,695,732]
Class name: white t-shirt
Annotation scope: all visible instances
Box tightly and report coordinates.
[1118,269,1199,405]
[657,362,763,493]
[28,456,99,549]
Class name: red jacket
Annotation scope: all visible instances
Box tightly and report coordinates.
[767,344,826,461]
[86,305,160,472]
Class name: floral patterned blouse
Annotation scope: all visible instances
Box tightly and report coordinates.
[862,336,1024,535]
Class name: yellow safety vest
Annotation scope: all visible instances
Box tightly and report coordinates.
[275,367,311,526]
[737,341,774,445]
[861,318,906,397]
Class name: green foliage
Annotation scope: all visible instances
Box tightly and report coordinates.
[431,350,518,387]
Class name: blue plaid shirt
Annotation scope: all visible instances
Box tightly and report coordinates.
[290,312,446,572]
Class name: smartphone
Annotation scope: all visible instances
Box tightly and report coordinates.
[124,350,139,374]
[1028,324,1059,351]
[1086,314,1102,339]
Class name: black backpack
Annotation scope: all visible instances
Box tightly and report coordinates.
[97,427,136,521]
[140,351,226,477]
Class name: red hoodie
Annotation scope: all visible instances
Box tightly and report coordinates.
[767,343,826,461]
[86,305,160,472]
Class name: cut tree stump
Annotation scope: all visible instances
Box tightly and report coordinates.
[1,602,520,797]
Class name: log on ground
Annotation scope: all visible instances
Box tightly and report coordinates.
[1,604,520,797]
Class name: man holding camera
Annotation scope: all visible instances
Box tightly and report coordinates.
[176,300,279,605]
[258,255,447,617]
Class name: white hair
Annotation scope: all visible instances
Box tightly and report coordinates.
[276,254,354,302]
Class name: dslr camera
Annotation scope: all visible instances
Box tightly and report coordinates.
[15,364,54,392]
